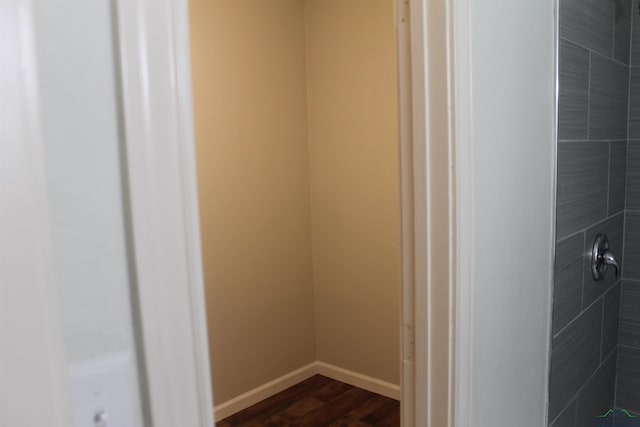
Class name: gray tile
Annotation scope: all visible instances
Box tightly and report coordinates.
[614,408,640,424]
[557,142,609,239]
[584,213,625,306]
[576,352,617,427]
[550,399,576,427]
[549,302,603,420]
[560,0,615,58]
[619,280,640,346]
[589,54,630,140]
[626,141,640,208]
[628,69,640,138]
[609,141,628,215]
[614,0,633,64]
[624,212,640,280]
[616,346,640,414]
[602,282,621,358]
[553,234,585,334]
[559,39,590,140]
[632,1,640,66]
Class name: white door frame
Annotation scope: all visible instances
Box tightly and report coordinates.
[3,0,451,425]
[115,0,452,426]
[113,0,214,426]
[5,0,558,426]
[451,1,556,426]
[400,1,456,426]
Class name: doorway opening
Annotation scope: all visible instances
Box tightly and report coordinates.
[189,0,405,424]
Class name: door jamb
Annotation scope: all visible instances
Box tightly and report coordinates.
[114,0,458,426]
[399,1,457,426]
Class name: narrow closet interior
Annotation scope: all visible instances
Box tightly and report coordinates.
[189,0,402,424]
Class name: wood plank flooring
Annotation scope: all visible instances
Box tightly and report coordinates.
[216,375,400,427]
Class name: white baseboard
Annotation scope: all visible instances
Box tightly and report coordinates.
[213,361,400,421]
[315,361,401,400]
[213,362,317,421]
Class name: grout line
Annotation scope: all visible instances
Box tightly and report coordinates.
[600,296,606,363]
[548,397,576,427]
[622,209,628,279]
[603,343,620,363]
[558,138,620,143]
[581,231,587,311]
[553,283,619,340]
[618,343,640,350]
[608,142,612,215]
[591,346,618,380]
[591,41,631,68]
[613,346,619,414]
[613,1,617,61]
[588,50,592,140]
[561,36,631,68]
[556,229,585,244]
[624,4,634,312]
[557,211,625,243]
[629,0,636,68]
[613,284,624,409]
[552,349,618,424]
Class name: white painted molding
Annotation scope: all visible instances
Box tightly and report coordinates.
[315,362,401,401]
[452,0,474,426]
[214,363,318,420]
[168,0,217,424]
[213,362,401,420]
[410,0,455,426]
[114,0,214,426]
[451,1,556,426]
[399,0,456,426]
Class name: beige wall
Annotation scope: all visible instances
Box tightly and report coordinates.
[304,0,401,385]
[189,0,400,403]
[189,0,317,404]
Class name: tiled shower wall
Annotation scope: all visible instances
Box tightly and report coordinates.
[617,0,640,414]
[549,0,631,425]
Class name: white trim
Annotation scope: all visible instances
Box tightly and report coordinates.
[400,0,456,425]
[408,1,429,426]
[213,362,401,421]
[114,0,453,426]
[0,1,73,426]
[316,362,402,401]
[114,0,214,426]
[168,0,216,423]
[452,0,474,426]
[410,1,456,426]
[451,1,556,425]
[214,363,318,420]
[545,0,560,422]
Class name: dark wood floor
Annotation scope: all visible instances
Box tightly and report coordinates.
[217,374,400,427]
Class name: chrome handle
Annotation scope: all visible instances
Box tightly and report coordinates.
[601,251,619,278]
[591,233,620,281]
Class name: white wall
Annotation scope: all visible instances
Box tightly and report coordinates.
[455,0,556,426]
[0,2,73,425]
[304,0,401,386]
[33,0,143,424]
[190,0,317,404]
